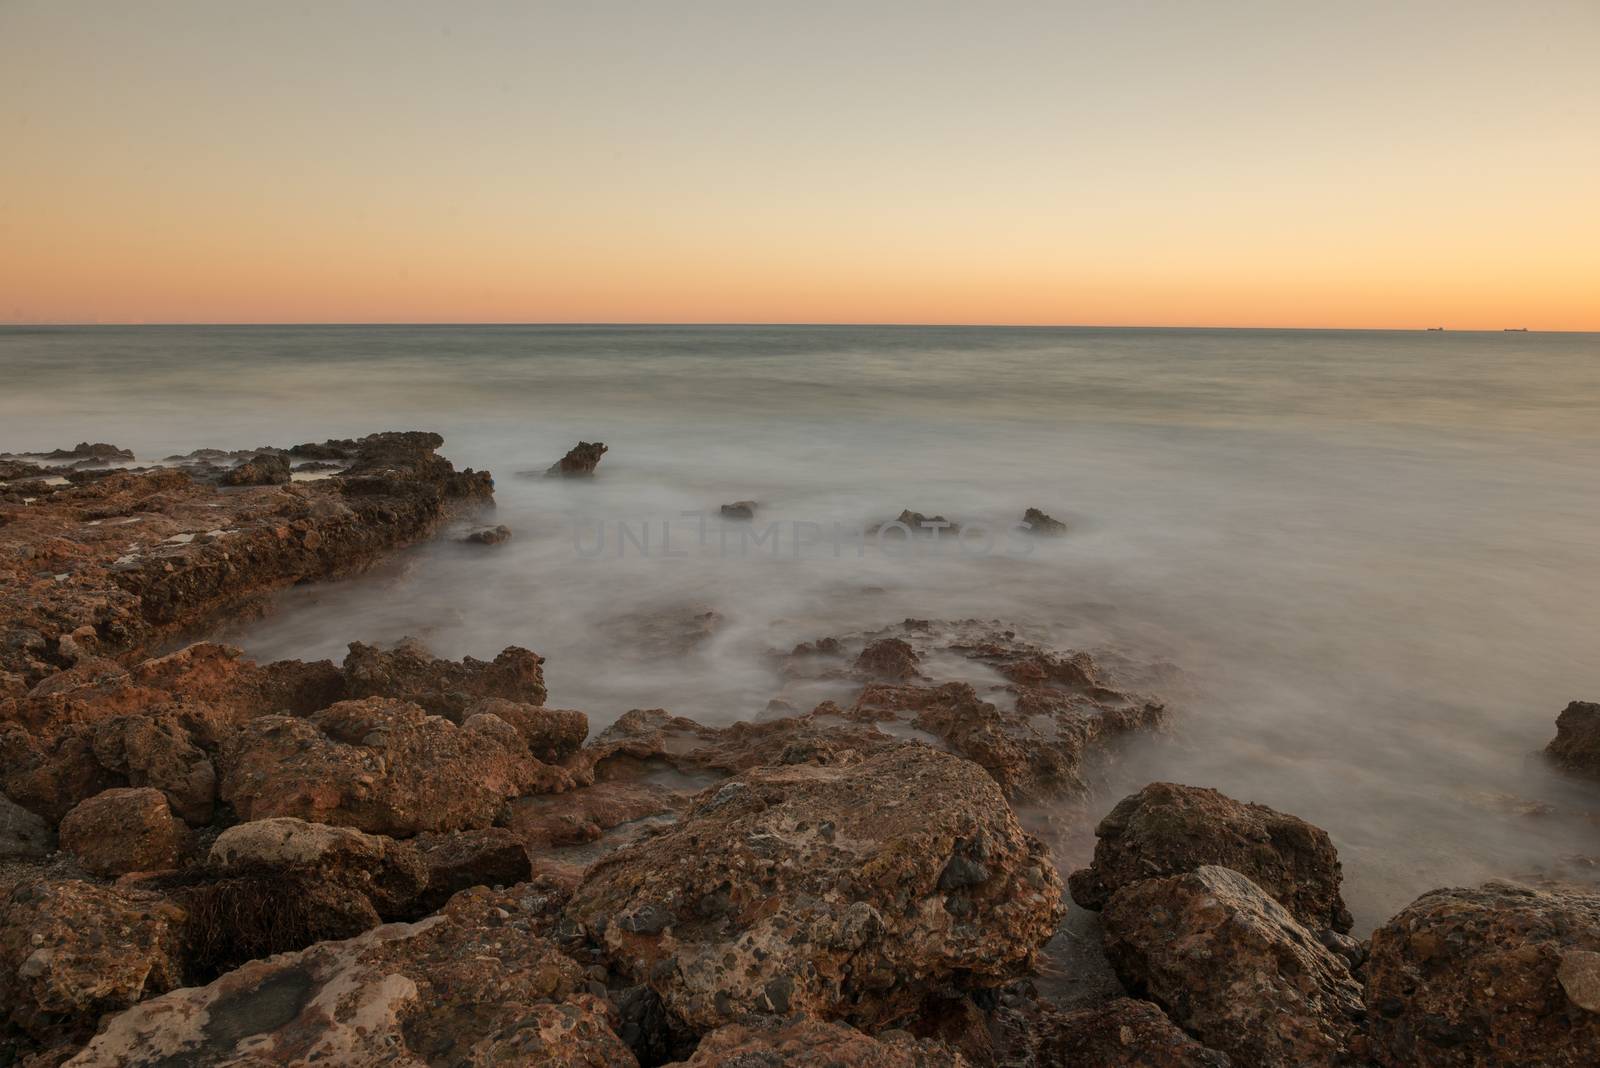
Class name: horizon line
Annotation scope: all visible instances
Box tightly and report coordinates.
[0,321,1587,334]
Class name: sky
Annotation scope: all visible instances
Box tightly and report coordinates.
[1,1,1597,329]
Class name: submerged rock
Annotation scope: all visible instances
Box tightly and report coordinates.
[58,786,188,876]
[1102,866,1363,1068]
[566,744,1063,1035]
[719,500,757,520]
[68,887,634,1067]
[545,440,609,477]
[461,522,511,545]
[1545,700,1600,779]
[1069,782,1353,933]
[1363,880,1600,1067]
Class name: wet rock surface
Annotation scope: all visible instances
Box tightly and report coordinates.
[1363,880,1600,1067]
[566,744,1064,1034]
[544,439,609,477]
[1069,781,1354,933]
[1101,865,1363,1068]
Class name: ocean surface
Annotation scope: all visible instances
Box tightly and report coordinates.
[4,324,1599,929]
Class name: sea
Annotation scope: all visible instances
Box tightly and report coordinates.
[4,323,1598,930]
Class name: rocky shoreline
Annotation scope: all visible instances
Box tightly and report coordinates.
[1,433,1597,1066]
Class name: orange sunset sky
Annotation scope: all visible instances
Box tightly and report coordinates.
[2,1,1597,330]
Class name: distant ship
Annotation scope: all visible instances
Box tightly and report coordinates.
[1426,326,1445,331]
[1503,327,1529,332]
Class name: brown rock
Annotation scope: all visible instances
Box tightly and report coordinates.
[666,1016,966,1066]
[545,440,609,477]
[341,638,547,719]
[467,697,587,762]
[719,500,758,520]
[218,698,553,836]
[58,787,187,876]
[1008,997,1233,1067]
[1546,700,1600,779]
[1069,782,1353,933]
[90,711,217,825]
[68,887,635,1067]
[567,745,1063,1035]
[1363,881,1600,1067]
[218,452,291,486]
[0,789,54,857]
[1101,865,1363,1068]
[854,637,922,681]
[462,523,512,545]
[412,826,532,912]
[208,817,427,917]
[1021,507,1067,535]
[0,879,185,1043]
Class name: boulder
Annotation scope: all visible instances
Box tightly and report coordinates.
[1101,865,1363,1068]
[1363,881,1600,1067]
[0,790,53,857]
[545,440,609,477]
[566,745,1063,1035]
[1020,507,1067,535]
[0,879,185,1042]
[467,697,588,763]
[58,787,187,876]
[854,637,922,681]
[1545,701,1600,779]
[90,711,217,825]
[218,452,291,486]
[341,639,547,719]
[412,826,532,913]
[218,698,550,836]
[67,887,635,1067]
[1010,997,1233,1067]
[1069,782,1353,933]
[665,1016,966,1066]
[208,817,427,917]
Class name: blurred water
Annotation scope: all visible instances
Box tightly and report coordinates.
[4,324,1599,927]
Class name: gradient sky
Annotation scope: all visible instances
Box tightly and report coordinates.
[2,1,1597,328]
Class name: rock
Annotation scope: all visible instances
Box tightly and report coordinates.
[341,638,547,719]
[1546,700,1600,779]
[0,879,185,1043]
[467,697,588,763]
[1008,997,1233,1067]
[854,637,922,681]
[545,440,608,477]
[878,510,960,536]
[1021,507,1067,535]
[219,698,553,836]
[58,787,187,876]
[566,745,1063,1035]
[664,1016,966,1066]
[218,451,291,486]
[0,790,53,857]
[68,887,634,1067]
[1363,880,1600,1067]
[42,443,134,462]
[1069,782,1353,933]
[719,501,758,520]
[504,779,685,857]
[461,523,511,545]
[412,827,532,913]
[1101,865,1362,1068]
[90,711,217,825]
[208,817,427,917]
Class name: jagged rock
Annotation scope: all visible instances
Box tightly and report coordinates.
[90,711,217,825]
[218,698,553,836]
[665,1016,967,1066]
[218,452,291,486]
[208,817,427,917]
[720,501,757,520]
[878,510,960,536]
[466,697,587,763]
[566,745,1063,1035]
[0,790,53,857]
[412,826,532,912]
[504,779,685,857]
[0,432,491,689]
[1101,865,1362,1068]
[1001,997,1232,1067]
[854,637,922,681]
[42,443,134,462]
[0,879,185,1043]
[545,440,608,477]
[1069,782,1353,933]
[462,523,511,545]
[58,787,187,876]
[1546,701,1600,779]
[1363,881,1600,1067]
[68,887,634,1067]
[341,638,547,719]
[1020,507,1067,535]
